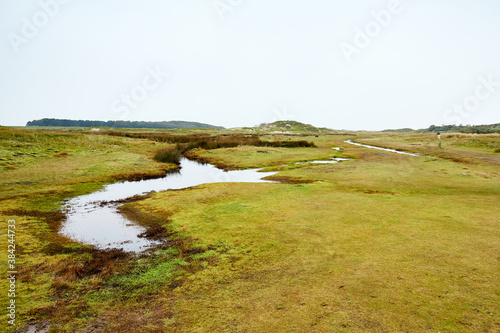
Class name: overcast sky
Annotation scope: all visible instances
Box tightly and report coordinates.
[1,0,499,130]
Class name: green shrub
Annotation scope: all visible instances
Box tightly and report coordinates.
[151,134,315,164]
[153,148,182,164]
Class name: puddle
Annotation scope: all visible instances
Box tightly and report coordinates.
[295,157,350,164]
[344,140,420,156]
[61,158,277,252]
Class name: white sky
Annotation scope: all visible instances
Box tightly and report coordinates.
[1,0,499,130]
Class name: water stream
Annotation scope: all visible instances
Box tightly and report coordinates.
[61,158,277,252]
[295,157,350,164]
[61,141,412,252]
[344,140,420,156]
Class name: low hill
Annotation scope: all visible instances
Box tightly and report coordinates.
[381,123,500,134]
[381,128,416,133]
[26,118,224,130]
[256,120,333,133]
[425,123,500,134]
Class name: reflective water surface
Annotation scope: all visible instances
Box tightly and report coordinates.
[61,158,277,252]
[295,157,350,164]
[344,140,420,156]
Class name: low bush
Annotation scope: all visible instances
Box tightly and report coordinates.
[153,147,182,164]
[150,134,315,164]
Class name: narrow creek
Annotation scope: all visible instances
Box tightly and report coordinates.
[344,140,420,156]
[61,158,278,252]
[295,157,350,164]
[60,141,412,253]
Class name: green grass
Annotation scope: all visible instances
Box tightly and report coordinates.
[0,127,179,332]
[124,179,499,332]
[108,258,188,296]
[353,132,500,169]
[186,145,345,170]
[121,134,499,332]
[0,127,498,332]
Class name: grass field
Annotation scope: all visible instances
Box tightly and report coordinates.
[354,132,500,169]
[0,127,498,332]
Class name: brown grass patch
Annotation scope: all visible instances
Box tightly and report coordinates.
[118,203,171,228]
[3,208,66,231]
[361,189,399,195]
[83,300,174,333]
[53,151,70,157]
[182,150,237,170]
[52,248,129,283]
[111,167,179,182]
[137,224,170,240]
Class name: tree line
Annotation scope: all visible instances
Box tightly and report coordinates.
[26,118,224,130]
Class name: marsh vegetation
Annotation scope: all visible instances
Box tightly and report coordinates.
[0,126,498,332]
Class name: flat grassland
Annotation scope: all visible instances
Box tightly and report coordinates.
[0,127,499,332]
